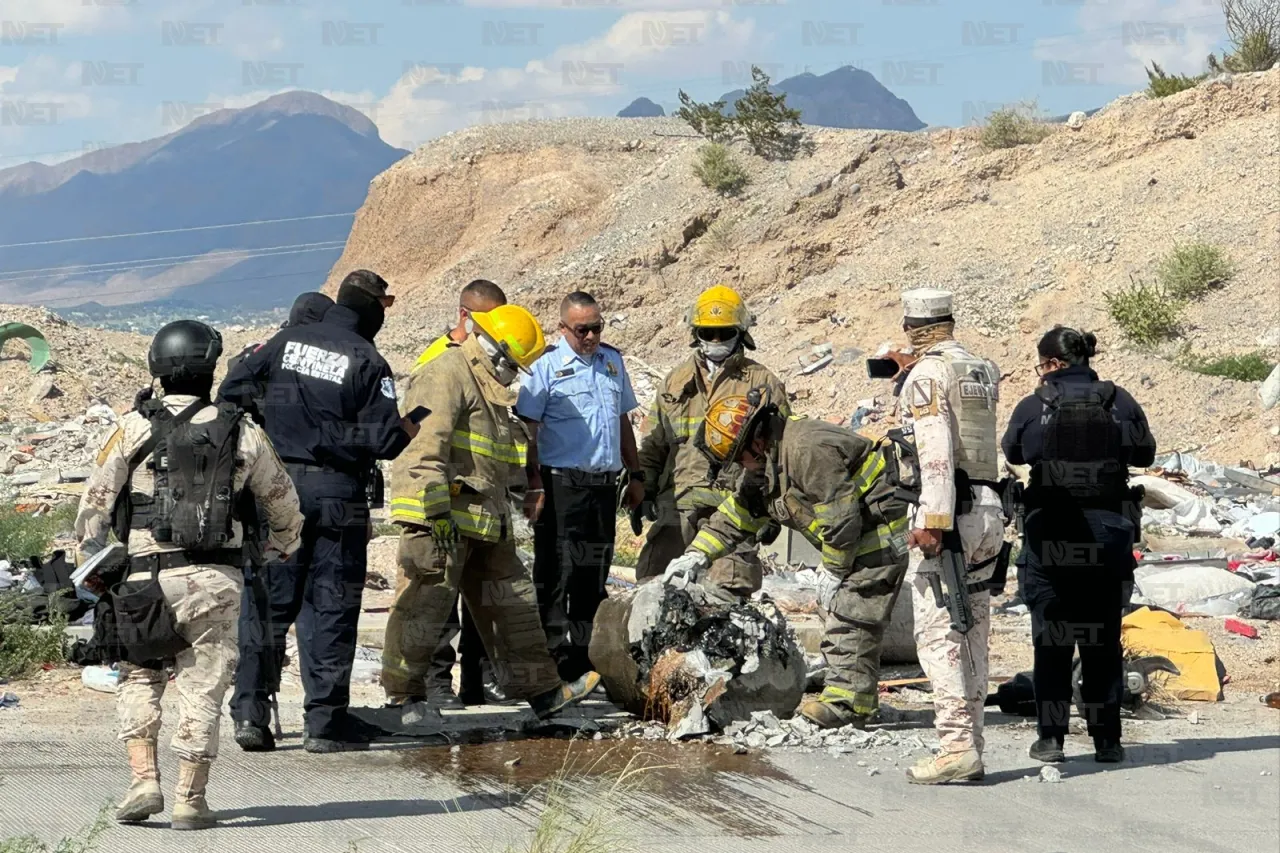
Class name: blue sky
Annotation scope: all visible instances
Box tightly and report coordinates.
[0,0,1230,167]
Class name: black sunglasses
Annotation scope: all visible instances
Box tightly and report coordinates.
[695,327,737,343]
[565,322,604,337]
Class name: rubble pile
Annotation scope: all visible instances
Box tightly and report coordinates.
[0,404,120,501]
[589,581,807,740]
[611,710,930,758]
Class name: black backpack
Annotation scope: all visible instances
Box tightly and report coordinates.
[1032,380,1127,503]
[119,397,243,550]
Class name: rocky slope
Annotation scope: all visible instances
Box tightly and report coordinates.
[324,68,1280,468]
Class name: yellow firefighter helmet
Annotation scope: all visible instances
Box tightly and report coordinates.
[469,305,546,371]
[686,284,756,350]
[702,386,778,463]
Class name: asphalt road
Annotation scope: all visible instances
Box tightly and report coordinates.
[2,685,1277,853]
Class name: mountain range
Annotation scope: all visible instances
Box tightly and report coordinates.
[0,91,407,315]
[619,66,926,131]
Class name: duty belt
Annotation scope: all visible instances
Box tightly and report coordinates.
[284,460,365,481]
[544,467,620,487]
[130,548,245,573]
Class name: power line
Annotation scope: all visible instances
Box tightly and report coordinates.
[2,267,335,307]
[0,13,1226,164]
[0,240,348,279]
[0,212,357,250]
[0,243,347,285]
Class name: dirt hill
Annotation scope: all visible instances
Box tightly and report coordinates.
[325,68,1280,468]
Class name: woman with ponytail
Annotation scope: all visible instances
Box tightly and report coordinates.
[1001,326,1156,766]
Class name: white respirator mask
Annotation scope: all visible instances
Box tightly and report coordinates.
[477,332,519,386]
[698,333,739,366]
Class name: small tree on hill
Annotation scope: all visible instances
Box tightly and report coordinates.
[732,66,807,160]
[1209,0,1280,72]
[1145,61,1207,97]
[675,90,734,143]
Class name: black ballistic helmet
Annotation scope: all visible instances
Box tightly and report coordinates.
[148,320,224,379]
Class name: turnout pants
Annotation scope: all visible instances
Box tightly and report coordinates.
[634,503,764,598]
[907,505,1004,755]
[382,528,561,701]
[818,558,908,716]
[1020,507,1132,743]
[118,564,241,763]
[426,595,489,698]
[533,467,618,682]
[232,466,369,741]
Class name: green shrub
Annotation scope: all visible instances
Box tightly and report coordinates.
[1145,61,1207,97]
[0,590,70,679]
[1105,279,1184,346]
[692,144,750,196]
[675,91,734,143]
[1182,351,1277,381]
[1156,242,1235,300]
[979,102,1053,149]
[702,215,739,256]
[0,503,76,563]
[1210,28,1280,73]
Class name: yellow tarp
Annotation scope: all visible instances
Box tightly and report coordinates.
[1121,606,1222,702]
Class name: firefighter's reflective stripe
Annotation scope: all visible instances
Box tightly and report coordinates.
[671,416,701,439]
[821,541,853,569]
[715,495,767,534]
[678,486,729,510]
[855,515,910,559]
[450,430,525,465]
[389,483,452,523]
[813,451,887,523]
[819,685,879,716]
[690,528,730,560]
[454,509,501,542]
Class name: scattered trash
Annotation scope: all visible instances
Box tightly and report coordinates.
[1133,475,1222,534]
[0,692,19,709]
[504,757,522,768]
[1039,766,1063,783]
[1223,618,1259,639]
[1262,770,1274,777]
[867,767,880,777]
[81,665,120,694]
[1263,692,1280,709]
[799,354,834,375]
[1132,563,1256,616]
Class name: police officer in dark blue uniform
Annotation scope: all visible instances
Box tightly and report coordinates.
[1001,326,1156,766]
[220,270,417,753]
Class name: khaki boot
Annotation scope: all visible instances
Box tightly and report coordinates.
[798,698,869,730]
[171,759,216,831]
[905,749,984,785]
[116,739,164,823]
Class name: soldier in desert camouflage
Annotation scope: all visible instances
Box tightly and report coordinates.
[886,289,1007,785]
[76,320,302,830]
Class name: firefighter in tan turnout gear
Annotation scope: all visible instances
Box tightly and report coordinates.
[662,388,912,730]
[891,288,1008,785]
[381,305,600,719]
[634,285,788,599]
[76,320,303,831]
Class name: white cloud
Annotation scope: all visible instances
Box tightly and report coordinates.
[0,67,18,88]
[1,0,147,34]
[1033,0,1226,85]
[375,10,760,147]
[465,0,783,8]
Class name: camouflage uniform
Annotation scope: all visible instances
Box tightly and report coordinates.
[75,395,303,764]
[899,340,1004,761]
[690,417,910,719]
[383,336,560,702]
[634,351,787,598]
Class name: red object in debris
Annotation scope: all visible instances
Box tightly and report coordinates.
[1133,550,1144,562]
[17,445,35,454]
[1228,560,1243,572]
[1225,618,1259,639]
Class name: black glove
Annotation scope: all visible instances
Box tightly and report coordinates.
[756,519,781,546]
[629,494,659,536]
[132,385,154,412]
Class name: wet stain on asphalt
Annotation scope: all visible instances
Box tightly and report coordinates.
[405,736,834,838]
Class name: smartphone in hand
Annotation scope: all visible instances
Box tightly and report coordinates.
[407,405,431,424]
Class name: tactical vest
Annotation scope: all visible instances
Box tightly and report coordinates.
[1030,380,1128,504]
[113,399,243,552]
[928,347,1000,482]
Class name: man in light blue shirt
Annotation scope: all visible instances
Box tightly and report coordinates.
[516,291,645,681]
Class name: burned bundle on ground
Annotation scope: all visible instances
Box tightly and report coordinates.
[589,581,807,739]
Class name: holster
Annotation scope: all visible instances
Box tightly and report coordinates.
[110,563,191,667]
